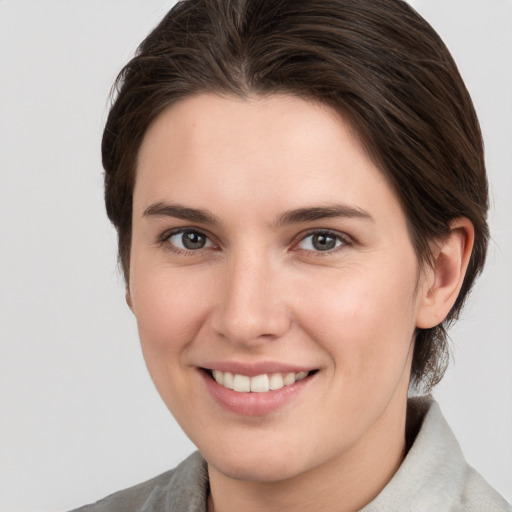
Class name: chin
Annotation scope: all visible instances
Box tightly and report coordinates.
[208,454,307,483]
[199,433,322,484]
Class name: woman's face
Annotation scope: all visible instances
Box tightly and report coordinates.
[128,93,430,483]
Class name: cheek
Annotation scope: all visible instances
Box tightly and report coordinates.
[294,262,418,377]
[131,270,213,361]
[130,269,219,417]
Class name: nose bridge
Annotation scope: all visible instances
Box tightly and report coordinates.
[213,246,290,344]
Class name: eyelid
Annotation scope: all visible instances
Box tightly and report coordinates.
[159,227,217,253]
[158,226,351,255]
[292,229,351,254]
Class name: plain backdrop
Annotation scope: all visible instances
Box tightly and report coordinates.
[0,1,511,510]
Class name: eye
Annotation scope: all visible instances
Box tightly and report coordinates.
[296,231,346,252]
[166,229,214,251]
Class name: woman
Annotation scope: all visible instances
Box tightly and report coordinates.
[73,0,510,510]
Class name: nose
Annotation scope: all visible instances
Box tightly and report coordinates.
[210,252,291,346]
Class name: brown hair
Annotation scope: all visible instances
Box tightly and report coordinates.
[102,0,489,390]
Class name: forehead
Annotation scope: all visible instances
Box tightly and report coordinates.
[137,93,357,175]
[134,93,405,229]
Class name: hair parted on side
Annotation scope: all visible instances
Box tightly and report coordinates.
[102,0,489,390]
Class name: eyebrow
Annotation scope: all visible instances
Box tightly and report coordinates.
[142,202,373,227]
[143,202,219,225]
[274,204,374,227]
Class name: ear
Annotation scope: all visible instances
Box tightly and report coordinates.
[125,287,134,311]
[416,218,475,329]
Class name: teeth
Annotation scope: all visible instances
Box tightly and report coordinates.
[213,370,223,384]
[283,372,296,386]
[211,370,310,393]
[250,374,270,392]
[223,371,234,389]
[233,374,251,392]
[269,373,284,390]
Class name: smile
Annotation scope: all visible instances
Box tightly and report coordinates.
[201,366,318,415]
[210,370,311,393]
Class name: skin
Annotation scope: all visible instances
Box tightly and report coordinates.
[127,93,473,512]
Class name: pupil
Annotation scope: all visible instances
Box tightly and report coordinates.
[312,234,336,251]
[182,231,205,250]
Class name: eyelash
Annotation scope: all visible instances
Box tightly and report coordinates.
[294,229,350,256]
[159,228,216,256]
[159,228,351,256]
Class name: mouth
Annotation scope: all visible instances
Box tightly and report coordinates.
[199,365,319,416]
[204,368,318,393]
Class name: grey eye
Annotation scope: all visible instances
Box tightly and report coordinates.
[298,232,343,252]
[168,230,212,250]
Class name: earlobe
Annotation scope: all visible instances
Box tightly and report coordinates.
[126,288,134,311]
[416,218,475,329]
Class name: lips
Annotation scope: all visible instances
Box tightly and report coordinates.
[200,364,318,416]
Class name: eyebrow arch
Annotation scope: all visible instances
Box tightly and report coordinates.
[274,204,374,228]
[143,202,219,225]
[142,202,373,228]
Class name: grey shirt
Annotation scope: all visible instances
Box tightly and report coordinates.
[70,398,511,511]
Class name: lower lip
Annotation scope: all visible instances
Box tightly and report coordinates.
[200,370,315,416]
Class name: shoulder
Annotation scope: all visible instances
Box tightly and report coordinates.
[67,451,208,512]
[455,466,512,512]
[362,397,511,512]
[419,399,511,511]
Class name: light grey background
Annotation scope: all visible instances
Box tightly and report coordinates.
[0,1,510,511]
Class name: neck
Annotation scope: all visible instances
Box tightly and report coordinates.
[207,398,408,512]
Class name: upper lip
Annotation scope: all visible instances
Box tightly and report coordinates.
[200,361,316,377]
